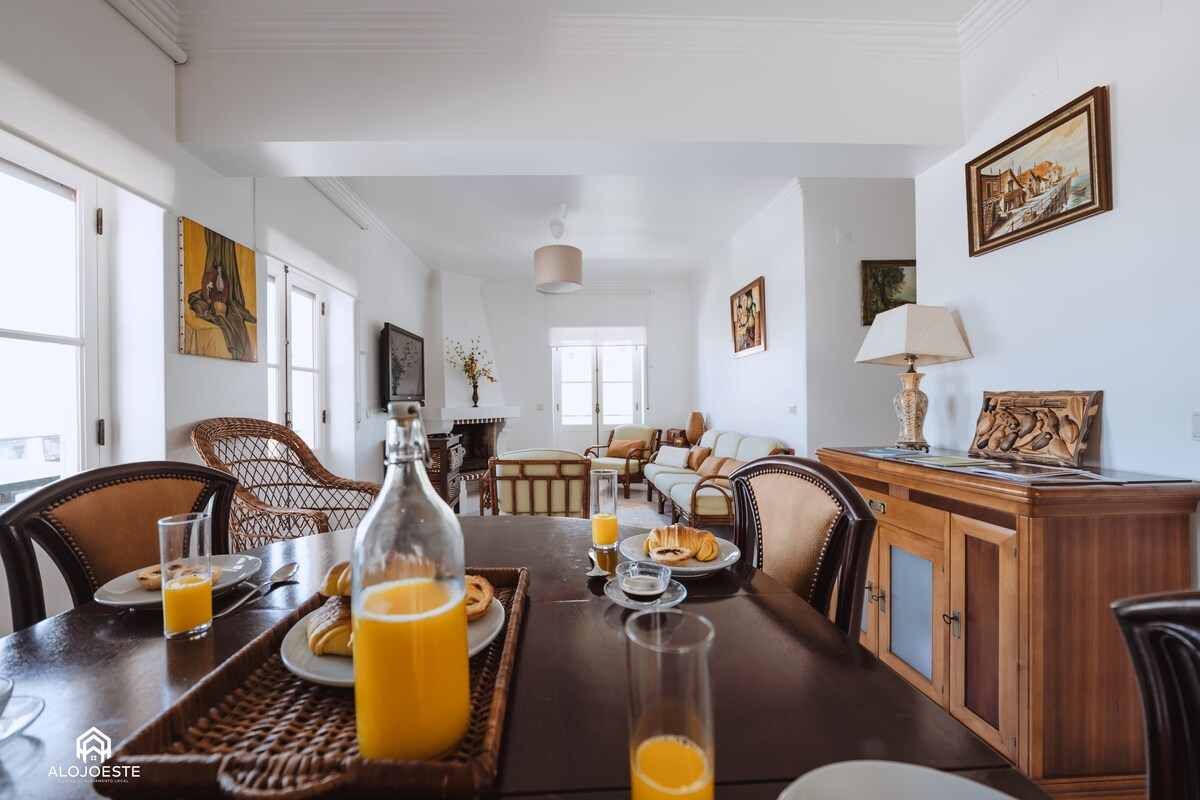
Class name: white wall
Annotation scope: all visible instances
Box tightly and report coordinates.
[802,179,917,452]
[0,0,176,205]
[696,182,808,450]
[913,0,1200,574]
[481,280,695,453]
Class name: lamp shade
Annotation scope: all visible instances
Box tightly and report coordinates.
[855,304,972,366]
[534,244,583,294]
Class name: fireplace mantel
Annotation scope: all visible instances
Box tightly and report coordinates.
[424,406,521,423]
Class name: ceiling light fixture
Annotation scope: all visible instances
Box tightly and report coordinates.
[534,203,583,294]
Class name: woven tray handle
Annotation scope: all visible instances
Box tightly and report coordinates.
[217,754,351,799]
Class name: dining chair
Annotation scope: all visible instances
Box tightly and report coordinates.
[0,461,236,631]
[1111,590,1200,800]
[191,417,381,550]
[485,450,591,518]
[730,455,876,642]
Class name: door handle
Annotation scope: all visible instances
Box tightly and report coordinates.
[942,610,962,639]
[867,585,887,613]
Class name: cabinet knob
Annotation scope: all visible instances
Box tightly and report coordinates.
[867,498,887,515]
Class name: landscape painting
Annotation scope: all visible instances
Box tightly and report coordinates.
[966,87,1111,257]
[861,260,916,326]
[730,276,765,357]
[179,217,258,361]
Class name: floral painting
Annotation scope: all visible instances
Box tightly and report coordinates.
[179,217,258,361]
[730,277,765,358]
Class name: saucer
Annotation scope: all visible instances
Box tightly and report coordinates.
[603,578,687,611]
[0,697,44,747]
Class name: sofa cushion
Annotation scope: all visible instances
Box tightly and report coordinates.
[696,455,727,478]
[713,432,745,459]
[713,458,746,488]
[735,436,781,462]
[698,430,721,449]
[612,424,656,446]
[645,462,694,484]
[669,482,734,518]
[687,446,712,470]
[652,472,702,496]
[655,446,690,469]
[606,438,641,459]
[591,456,641,475]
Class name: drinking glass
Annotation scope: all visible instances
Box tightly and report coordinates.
[591,469,619,551]
[625,608,715,800]
[158,512,213,639]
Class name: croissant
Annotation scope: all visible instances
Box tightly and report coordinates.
[645,524,721,562]
[307,596,353,657]
[319,561,353,597]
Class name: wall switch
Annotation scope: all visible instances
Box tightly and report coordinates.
[788,404,797,416]
[537,404,545,411]
[835,229,852,244]
[1192,411,1200,441]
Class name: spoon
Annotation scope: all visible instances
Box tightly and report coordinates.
[213,562,299,619]
[586,549,610,578]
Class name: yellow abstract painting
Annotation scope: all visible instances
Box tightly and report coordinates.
[179,217,258,361]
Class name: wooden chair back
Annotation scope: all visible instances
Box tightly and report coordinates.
[1112,590,1200,800]
[0,461,235,631]
[487,450,591,518]
[730,455,875,642]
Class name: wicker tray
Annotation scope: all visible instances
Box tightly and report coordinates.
[99,567,529,799]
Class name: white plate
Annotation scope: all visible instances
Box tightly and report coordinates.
[620,534,741,577]
[280,597,506,688]
[603,578,687,611]
[776,761,1016,800]
[0,697,45,747]
[94,554,263,609]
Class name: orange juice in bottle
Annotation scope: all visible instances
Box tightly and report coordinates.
[353,403,470,760]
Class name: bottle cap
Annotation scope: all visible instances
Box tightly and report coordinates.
[387,401,422,420]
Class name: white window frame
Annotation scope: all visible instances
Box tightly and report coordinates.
[265,258,328,458]
[551,342,645,448]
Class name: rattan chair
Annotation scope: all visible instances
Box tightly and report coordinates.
[583,425,661,499]
[191,418,380,549]
[0,461,236,631]
[1112,590,1200,800]
[730,455,876,642]
[484,450,591,518]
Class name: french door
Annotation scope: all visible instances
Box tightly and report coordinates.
[266,260,327,459]
[552,344,644,453]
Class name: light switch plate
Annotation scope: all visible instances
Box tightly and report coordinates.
[537,404,545,411]
[788,404,797,416]
[1192,411,1200,441]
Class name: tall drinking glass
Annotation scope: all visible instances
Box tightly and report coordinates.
[591,469,619,573]
[158,512,213,639]
[625,608,715,800]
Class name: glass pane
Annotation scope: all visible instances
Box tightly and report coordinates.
[291,370,317,449]
[560,347,592,382]
[290,288,315,369]
[889,545,934,680]
[602,381,633,424]
[561,383,593,426]
[0,338,79,511]
[0,165,77,337]
[267,366,280,425]
[600,345,633,382]
[266,274,279,365]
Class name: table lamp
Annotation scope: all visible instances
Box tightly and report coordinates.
[855,304,972,451]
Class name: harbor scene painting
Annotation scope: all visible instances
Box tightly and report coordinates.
[966,87,1111,256]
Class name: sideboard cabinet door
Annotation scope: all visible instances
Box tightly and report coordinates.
[949,514,1019,761]
[877,522,947,705]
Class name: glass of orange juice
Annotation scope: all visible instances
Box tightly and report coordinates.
[591,469,619,552]
[626,608,715,800]
[157,512,213,640]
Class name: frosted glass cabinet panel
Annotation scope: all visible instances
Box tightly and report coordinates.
[877,523,946,704]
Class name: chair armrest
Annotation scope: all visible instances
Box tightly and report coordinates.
[228,493,329,549]
[690,476,734,517]
[583,445,605,458]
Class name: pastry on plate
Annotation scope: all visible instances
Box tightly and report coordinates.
[465,575,494,622]
[319,561,352,597]
[307,595,353,657]
[646,524,721,562]
[175,564,222,583]
[649,546,694,566]
[136,560,186,590]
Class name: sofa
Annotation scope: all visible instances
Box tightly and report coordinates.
[644,429,793,528]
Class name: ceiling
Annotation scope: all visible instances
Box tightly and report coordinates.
[343,175,793,281]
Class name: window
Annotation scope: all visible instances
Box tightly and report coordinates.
[550,327,645,451]
[265,259,327,457]
[0,149,101,511]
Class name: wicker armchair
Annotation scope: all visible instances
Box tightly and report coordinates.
[191,418,380,550]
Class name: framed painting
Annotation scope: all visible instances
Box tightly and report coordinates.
[179,217,258,362]
[968,390,1102,467]
[730,277,765,358]
[861,259,916,326]
[965,86,1112,257]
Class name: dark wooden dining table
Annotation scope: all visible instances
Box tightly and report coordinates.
[0,516,1050,798]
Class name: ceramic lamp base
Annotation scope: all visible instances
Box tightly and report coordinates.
[893,370,930,451]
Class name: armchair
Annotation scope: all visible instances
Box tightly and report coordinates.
[583,425,661,499]
[485,450,591,518]
[191,417,380,549]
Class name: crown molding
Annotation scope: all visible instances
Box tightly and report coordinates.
[957,0,1030,56]
[726,178,801,249]
[306,177,431,274]
[796,177,915,198]
[177,13,962,60]
[105,0,186,63]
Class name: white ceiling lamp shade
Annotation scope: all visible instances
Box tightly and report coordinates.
[535,203,583,294]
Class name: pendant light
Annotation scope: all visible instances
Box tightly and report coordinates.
[534,203,583,294]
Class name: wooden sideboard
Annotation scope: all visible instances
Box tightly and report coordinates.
[816,447,1200,800]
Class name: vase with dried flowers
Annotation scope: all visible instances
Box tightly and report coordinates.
[445,337,497,408]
